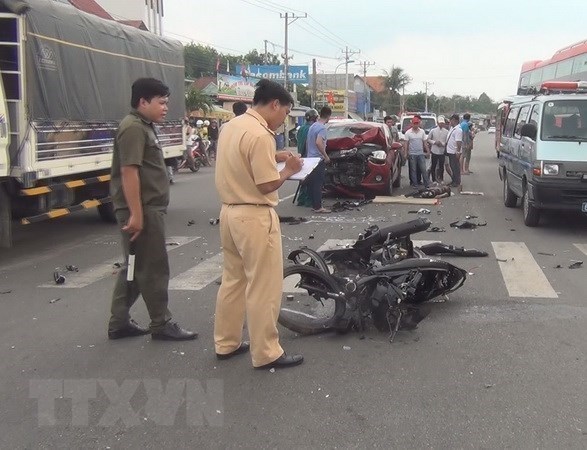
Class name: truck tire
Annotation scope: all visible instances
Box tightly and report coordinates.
[522,184,540,227]
[503,173,517,207]
[97,202,117,223]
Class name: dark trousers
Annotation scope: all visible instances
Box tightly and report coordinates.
[408,154,429,188]
[448,153,461,186]
[430,153,445,182]
[306,160,326,209]
[109,208,172,332]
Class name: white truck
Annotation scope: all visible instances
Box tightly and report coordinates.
[0,0,185,247]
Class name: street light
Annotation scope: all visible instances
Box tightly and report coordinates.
[334,60,354,118]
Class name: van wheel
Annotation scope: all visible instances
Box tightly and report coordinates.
[522,184,540,227]
[503,173,517,207]
[97,202,117,223]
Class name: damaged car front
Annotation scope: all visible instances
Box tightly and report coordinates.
[325,122,402,197]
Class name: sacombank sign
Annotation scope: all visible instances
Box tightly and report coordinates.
[235,65,309,84]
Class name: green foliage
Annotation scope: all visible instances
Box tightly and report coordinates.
[296,85,312,107]
[185,87,215,114]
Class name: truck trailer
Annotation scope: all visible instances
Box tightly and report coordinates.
[0,0,186,247]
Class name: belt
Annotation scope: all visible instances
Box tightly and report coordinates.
[224,203,272,207]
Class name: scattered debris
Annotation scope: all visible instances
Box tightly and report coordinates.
[65,265,79,272]
[496,258,508,263]
[187,220,195,226]
[538,252,555,256]
[309,234,315,239]
[113,262,123,268]
[554,264,563,269]
[342,345,351,351]
[419,243,488,257]
[209,218,220,225]
[408,208,431,215]
[465,215,478,220]
[426,227,446,233]
[569,261,583,269]
[331,199,372,212]
[280,216,308,224]
[505,218,512,222]
[484,384,495,389]
[373,196,439,205]
[510,228,516,232]
[166,242,180,246]
[406,185,451,199]
[0,290,12,295]
[49,297,61,304]
[460,191,484,196]
[286,295,294,302]
[269,368,276,373]
[450,219,487,229]
[53,271,66,285]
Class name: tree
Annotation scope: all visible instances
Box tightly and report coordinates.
[296,85,312,107]
[185,87,215,114]
[382,66,411,95]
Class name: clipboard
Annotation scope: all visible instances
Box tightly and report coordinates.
[276,157,322,181]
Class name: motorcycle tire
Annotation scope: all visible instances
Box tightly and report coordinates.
[278,265,346,335]
[189,160,201,172]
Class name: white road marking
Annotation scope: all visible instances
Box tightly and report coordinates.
[573,243,587,256]
[169,253,223,291]
[39,236,200,289]
[492,242,558,298]
[279,193,295,203]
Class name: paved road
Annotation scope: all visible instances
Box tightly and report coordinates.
[1,133,586,448]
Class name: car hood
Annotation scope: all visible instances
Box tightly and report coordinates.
[327,126,387,152]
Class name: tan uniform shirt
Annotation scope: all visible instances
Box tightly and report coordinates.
[110,110,169,211]
[215,109,280,207]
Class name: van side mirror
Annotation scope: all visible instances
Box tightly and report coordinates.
[520,123,537,140]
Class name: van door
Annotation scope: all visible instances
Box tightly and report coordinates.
[502,106,520,190]
[0,80,9,177]
[511,105,532,193]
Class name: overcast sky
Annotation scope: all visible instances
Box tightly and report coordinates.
[163,0,586,101]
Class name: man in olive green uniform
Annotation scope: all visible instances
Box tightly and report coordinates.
[214,79,304,369]
[108,78,197,341]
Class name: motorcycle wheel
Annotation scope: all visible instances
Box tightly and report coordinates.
[189,160,201,172]
[279,265,345,335]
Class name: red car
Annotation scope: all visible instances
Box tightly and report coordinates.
[325,121,402,197]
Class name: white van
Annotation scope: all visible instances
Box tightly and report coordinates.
[398,112,437,139]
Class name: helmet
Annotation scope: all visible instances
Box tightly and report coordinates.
[196,120,203,126]
[305,108,319,121]
[203,120,210,126]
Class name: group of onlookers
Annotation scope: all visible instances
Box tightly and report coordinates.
[385,113,476,190]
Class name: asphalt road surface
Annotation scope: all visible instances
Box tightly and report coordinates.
[1,133,586,449]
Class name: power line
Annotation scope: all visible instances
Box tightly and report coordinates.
[291,22,343,51]
[238,0,282,14]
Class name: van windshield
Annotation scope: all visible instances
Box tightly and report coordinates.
[541,99,587,141]
[402,117,437,133]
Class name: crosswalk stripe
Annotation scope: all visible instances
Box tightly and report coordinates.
[492,242,558,298]
[39,236,200,288]
[169,253,223,291]
[573,243,587,256]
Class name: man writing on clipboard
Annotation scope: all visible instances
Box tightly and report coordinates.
[214,79,306,370]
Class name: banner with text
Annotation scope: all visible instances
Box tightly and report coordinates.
[216,73,261,101]
[236,65,309,84]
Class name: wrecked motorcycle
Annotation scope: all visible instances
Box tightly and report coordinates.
[279,218,468,340]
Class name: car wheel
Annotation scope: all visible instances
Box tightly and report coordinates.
[522,184,540,227]
[503,173,517,207]
[384,169,393,196]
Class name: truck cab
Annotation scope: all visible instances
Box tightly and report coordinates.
[498,81,587,226]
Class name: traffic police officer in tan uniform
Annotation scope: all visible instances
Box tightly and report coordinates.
[108,78,197,341]
[214,79,304,369]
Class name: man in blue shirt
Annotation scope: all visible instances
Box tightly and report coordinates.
[305,106,332,213]
[460,113,472,174]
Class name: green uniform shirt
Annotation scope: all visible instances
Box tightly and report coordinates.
[296,122,311,157]
[110,110,170,211]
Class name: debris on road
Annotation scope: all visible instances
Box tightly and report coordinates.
[166,242,180,246]
[450,219,487,229]
[331,199,372,212]
[426,227,446,233]
[460,191,484,196]
[569,261,583,269]
[408,208,431,215]
[187,219,195,226]
[209,218,219,225]
[342,345,351,351]
[484,384,495,389]
[538,252,555,256]
[280,216,308,225]
[406,185,451,199]
[53,271,66,285]
[373,196,440,205]
[465,215,478,220]
[113,262,123,268]
[65,265,79,272]
[49,297,61,304]
[269,368,276,373]
[0,290,12,294]
[555,264,563,269]
[309,234,315,239]
[419,243,488,257]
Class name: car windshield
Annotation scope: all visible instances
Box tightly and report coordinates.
[327,125,374,139]
[402,117,436,133]
[541,99,587,141]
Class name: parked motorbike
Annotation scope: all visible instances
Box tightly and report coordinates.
[279,218,467,341]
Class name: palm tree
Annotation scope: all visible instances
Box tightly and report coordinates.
[382,66,411,113]
[185,87,215,115]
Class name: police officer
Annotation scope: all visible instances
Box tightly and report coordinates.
[214,79,304,369]
[108,78,197,341]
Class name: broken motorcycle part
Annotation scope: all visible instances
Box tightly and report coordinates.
[419,242,489,257]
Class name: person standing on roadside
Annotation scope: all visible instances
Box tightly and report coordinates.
[207,119,219,160]
[460,113,472,174]
[446,113,463,188]
[403,115,430,188]
[427,116,449,182]
[214,79,305,370]
[108,78,197,341]
[295,108,319,207]
[305,106,332,213]
[384,115,400,143]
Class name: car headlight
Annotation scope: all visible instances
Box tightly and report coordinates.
[371,150,387,161]
[543,163,559,175]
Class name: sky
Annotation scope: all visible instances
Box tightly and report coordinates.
[162,0,586,101]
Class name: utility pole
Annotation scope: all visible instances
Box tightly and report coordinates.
[264,40,268,65]
[358,61,375,119]
[342,46,360,118]
[423,81,434,112]
[312,58,317,108]
[280,12,307,90]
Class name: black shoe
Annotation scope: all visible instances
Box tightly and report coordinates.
[108,319,150,340]
[216,341,250,360]
[255,352,304,370]
[151,322,198,341]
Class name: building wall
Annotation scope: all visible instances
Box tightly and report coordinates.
[95,0,164,34]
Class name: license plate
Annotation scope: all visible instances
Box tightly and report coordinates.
[583,202,587,213]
